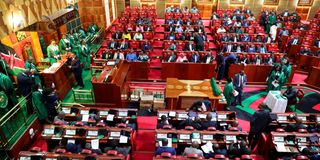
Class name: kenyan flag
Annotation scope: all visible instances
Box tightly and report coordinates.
[1,51,25,76]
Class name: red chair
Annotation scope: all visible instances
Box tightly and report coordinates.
[107,150,118,156]
[160,152,172,158]
[55,148,66,154]
[241,155,253,160]
[81,149,92,154]
[228,127,239,131]
[298,129,307,133]
[214,154,226,159]
[296,155,309,160]
[143,32,153,40]
[75,121,84,126]
[185,126,194,130]
[96,122,106,127]
[177,41,185,51]
[187,153,199,159]
[192,13,200,20]
[130,41,140,49]
[163,125,172,129]
[165,12,173,19]
[117,123,127,128]
[207,127,216,131]
[30,147,41,152]
[163,41,173,50]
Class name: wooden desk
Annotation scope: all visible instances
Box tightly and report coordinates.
[306,67,320,88]
[41,60,75,99]
[161,63,216,80]
[165,78,221,110]
[127,61,149,80]
[298,55,320,72]
[228,64,295,83]
[92,60,129,107]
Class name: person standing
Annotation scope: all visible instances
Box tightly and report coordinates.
[43,87,59,122]
[223,78,234,110]
[59,34,71,54]
[267,64,285,91]
[283,85,297,108]
[25,56,41,85]
[17,70,35,97]
[194,33,204,51]
[233,70,247,107]
[68,54,84,89]
[32,85,49,123]
[47,39,61,65]
[266,12,276,33]
[79,40,91,70]
[216,52,225,80]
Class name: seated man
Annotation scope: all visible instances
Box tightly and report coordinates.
[253,35,263,42]
[143,17,151,25]
[278,27,289,37]
[223,42,234,52]
[54,111,68,125]
[145,24,153,32]
[283,85,297,107]
[137,52,149,62]
[229,121,242,131]
[300,47,312,55]
[175,18,183,26]
[265,53,275,65]
[107,39,118,49]
[235,27,243,34]
[253,54,263,65]
[182,141,204,157]
[201,113,217,130]
[229,35,239,43]
[190,52,201,63]
[157,115,169,129]
[112,30,122,40]
[126,49,137,61]
[136,24,144,32]
[104,140,131,156]
[242,34,251,42]
[167,32,176,40]
[166,24,175,32]
[155,138,176,156]
[314,38,320,48]
[175,25,184,33]
[216,26,226,34]
[113,50,125,60]
[228,141,251,158]
[176,53,189,63]
[141,41,152,52]
[221,34,229,42]
[247,44,256,53]
[133,31,144,40]
[234,44,244,53]
[166,18,174,25]
[203,52,215,64]
[284,115,306,132]
[184,41,195,51]
[166,52,176,62]
[118,39,129,50]
[257,44,268,53]
[167,42,177,51]
[101,49,113,59]
[288,36,300,45]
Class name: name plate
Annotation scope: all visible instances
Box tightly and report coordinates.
[169,111,176,117]
[203,135,213,140]
[66,129,76,136]
[20,157,31,160]
[226,135,237,142]
[99,111,108,116]
[198,114,206,119]
[80,110,89,115]
[178,113,188,119]
[44,128,54,135]
[297,116,307,121]
[217,114,227,120]
[118,111,128,117]
[274,136,284,142]
[110,132,121,137]
[317,117,320,122]
[297,137,307,143]
[88,130,98,137]
[180,134,190,140]
[157,133,167,139]
[277,116,287,121]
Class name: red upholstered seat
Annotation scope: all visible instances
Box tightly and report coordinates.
[214,154,226,159]
[30,147,41,152]
[96,122,105,127]
[207,126,216,131]
[174,13,182,19]
[192,13,200,20]
[130,41,140,49]
[117,123,127,128]
[81,149,92,154]
[107,150,118,156]
[241,155,253,160]
[296,155,309,160]
[165,13,173,19]
[276,128,285,132]
[298,129,307,133]
[143,32,153,40]
[228,127,239,131]
[75,121,84,126]
[177,42,185,51]
[160,152,172,158]
[187,153,199,159]
[163,125,172,129]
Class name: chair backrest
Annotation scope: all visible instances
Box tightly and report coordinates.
[187,153,199,159]
[160,152,172,158]
[297,89,304,100]
[55,148,66,154]
[30,147,41,152]
[185,126,194,130]
[207,126,216,131]
[107,150,118,156]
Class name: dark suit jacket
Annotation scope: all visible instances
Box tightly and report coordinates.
[233,74,247,89]
[264,57,275,64]
[250,109,271,133]
[166,26,175,32]
[142,44,152,51]
[314,40,320,48]
[119,42,129,49]
[108,41,118,49]
[194,35,204,46]
[17,73,35,96]
[223,44,234,52]
[191,54,200,63]
[166,55,176,62]
[112,33,122,39]
[184,44,195,51]
[201,121,217,130]
[203,54,214,63]
[289,38,300,45]
[283,88,297,105]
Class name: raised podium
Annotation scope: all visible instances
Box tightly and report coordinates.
[165,78,222,110]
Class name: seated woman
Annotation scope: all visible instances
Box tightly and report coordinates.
[176,53,189,62]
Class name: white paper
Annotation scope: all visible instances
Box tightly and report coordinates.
[317,117,320,122]
[118,111,128,117]
[80,110,89,115]
[178,113,188,119]
[91,139,99,149]
[297,116,307,121]
[62,108,71,114]
[217,114,227,120]
[180,134,190,140]
[107,114,115,121]
[201,141,214,154]
[44,128,54,135]
[233,90,239,96]
[277,116,287,121]
[203,135,213,140]
[226,135,237,142]
[82,114,89,122]
[19,157,31,160]
[157,133,167,139]
[99,111,108,116]
[119,135,128,143]
[192,138,201,144]
[88,130,98,136]
[272,81,279,88]
[274,136,284,142]
[110,132,121,137]
[159,138,172,147]
[198,114,206,119]
[275,143,287,152]
[67,139,75,144]
[169,111,176,117]
[297,137,307,143]
[66,129,76,135]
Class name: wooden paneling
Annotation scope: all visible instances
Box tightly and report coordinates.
[306,67,320,88]
[161,63,216,80]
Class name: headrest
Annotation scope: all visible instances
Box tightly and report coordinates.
[228,127,239,131]
[185,126,194,130]
[214,154,226,159]
[298,129,307,133]
[81,149,92,154]
[276,128,285,132]
[296,155,309,160]
[30,147,41,152]
[163,125,172,129]
[117,123,127,128]
[55,148,66,154]
[107,150,118,156]
[207,127,216,131]
[241,155,252,160]
[75,121,84,126]
[96,122,106,127]
[160,152,172,158]
[187,153,198,159]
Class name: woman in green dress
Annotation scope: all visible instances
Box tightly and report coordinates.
[266,12,276,34]
[32,86,48,123]
[281,58,292,84]
[79,40,91,70]
[267,65,285,91]
[46,40,60,65]
[223,78,234,110]
[67,30,80,56]
[59,34,71,55]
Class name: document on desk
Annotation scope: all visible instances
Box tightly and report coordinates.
[119,135,128,144]
[201,141,214,154]
[67,139,75,144]
[81,114,89,122]
[159,138,172,147]
[275,143,287,152]
[91,139,99,149]
[107,114,115,121]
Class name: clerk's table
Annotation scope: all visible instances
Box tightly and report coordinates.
[264,91,288,113]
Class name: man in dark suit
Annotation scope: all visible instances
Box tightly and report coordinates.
[68,54,84,89]
[288,36,300,46]
[257,44,268,53]
[248,103,271,145]
[259,12,267,30]
[118,39,129,50]
[166,52,176,62]
[233,70,247,106]
[184,41,195,51]
[157,115,169,129]
[155,138,176,156]
[229,35,239,43]
[194,33,204,51]
[141,41,152,52]
[203,52,214,64]
[201,113,217,130]
[228,141,251,158]
[300,46,312,55]
[221,35,229,42]
[112,30,122,40]
[216,52,225,80]
[165,24,175,32]
[265,53,276,65]
[223,42,234,52]
[247,44,256,53]
[191,52,200,63]
[107,39,118,49]
[314,38,320,48]
[17,70,35,97]
[241,34,251,42]
[283,85,297,107]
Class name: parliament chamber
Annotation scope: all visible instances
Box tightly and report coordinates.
[0,0,320,160]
